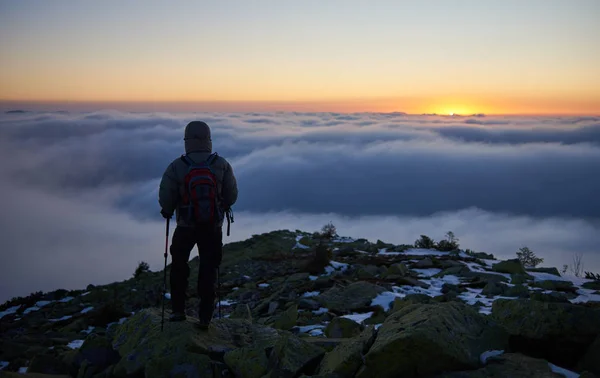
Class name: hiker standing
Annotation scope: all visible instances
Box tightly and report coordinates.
[158,121,238,326]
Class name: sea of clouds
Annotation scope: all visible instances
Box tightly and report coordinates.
[1,110,599,302]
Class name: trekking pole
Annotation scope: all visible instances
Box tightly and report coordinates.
[217,266,221,319]
[161,218,170,332]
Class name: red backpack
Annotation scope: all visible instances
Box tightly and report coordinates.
[180,153,224,226]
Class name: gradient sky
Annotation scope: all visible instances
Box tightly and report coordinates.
[1,0,599,114]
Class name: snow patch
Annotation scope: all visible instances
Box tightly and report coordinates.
[81,291,91,296]
[67,340,85,349]
[374,323,383,330]
[529,272,573,282]
[36,300,52,307]
[548,363,580,378]
[480,350,504,364]
[371,292,405,311]
[0,305,21,319]
[18,367,27,374]
[23,306,41,314]
[309,328,324,336]
[404,249,450,256]
[312,307,329,315]
[258,283,270,288]
[218,299,236,306]
[412,268,442,277]
[333,237,355,243]
[81,326,95,335]
[59,296,75,303]
[164,293,171,299]
[308,275,319,281]
[0,361,8,370]
[569,288,600,304]
[295,324,326,333]
[49,315,72,322]
[80,306,94,314]
[302,291,320,297]
[341,312,374,324]
[324,260,349,275]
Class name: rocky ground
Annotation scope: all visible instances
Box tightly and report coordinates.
[1,229,599,377]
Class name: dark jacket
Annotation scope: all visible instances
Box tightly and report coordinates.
[158,121,238,227]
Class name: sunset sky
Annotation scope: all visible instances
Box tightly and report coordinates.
[1,0,599,115]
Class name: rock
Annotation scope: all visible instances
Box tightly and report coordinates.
[383,263,410,278]
[356,302,508,377]
[491,299,600,369]
[268,302,279,315]
[267,333,326,377]
[413,258,435,269]
[527,267,561,276]
[578,335,600,376]
[324,317,362,338]
[471,252,495,260]
[531,280,578,293]
[355,265,379,280]
[436,353,564,377]
[229,303,253,321]
[316,282,385,313]
[529,291,571,303]
[582,281,600,290]
[286,272,311,282]
[27,352,70,375]
[481,282,507,297]
[73,334,120,377]
[272,304,298,330]
[510,273,531,285]
[318,327,376,377]
[390,294,432,314]
[224,345,270,378]
[394,277,429,288]
[505,284,530,298]
[111,308,281,377]
[492,259,526,275]
[298,298,321,311]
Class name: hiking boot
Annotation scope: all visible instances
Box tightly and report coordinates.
[169,312,186,322]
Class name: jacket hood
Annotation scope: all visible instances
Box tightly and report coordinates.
[184,121,212,153]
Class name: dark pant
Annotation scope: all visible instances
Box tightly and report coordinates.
[169,226,223,320]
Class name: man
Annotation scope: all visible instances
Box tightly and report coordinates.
[158,121,238,326]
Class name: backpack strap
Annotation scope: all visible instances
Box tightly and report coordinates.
[180,154,194,166]
[206,152,219,165]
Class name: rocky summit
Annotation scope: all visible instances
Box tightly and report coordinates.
[1,229,599,377]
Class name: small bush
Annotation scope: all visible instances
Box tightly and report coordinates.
[133,261,150,279]
[320,222,338,240]
[415,235,436,249]
[516,247,543,268]
[584,271,600,281]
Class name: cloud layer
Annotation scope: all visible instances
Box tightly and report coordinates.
[1,111,599,301]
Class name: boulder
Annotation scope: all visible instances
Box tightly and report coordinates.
[492,259,526,275]
[318,327,376,377]
[390,294,432,314]
[355,302,508,377]
[298,298,321,311]
[531,280,578,293]
[582,281,600,291]
[481,282,507,297]
[382,263,410,278]
[578,335,600,376]
[413,258,435,269]
[510,273,531,285]
[315,282,385,313]
[436,353,565,377]
[266,333,326,378]
[491,299,600,368]
[355,265,379,279]
[111,308,281,377]
[68,334,120,377]
[272,304,298,330]
[526,267,561,277]
[505,284,530,298]
[324,317,362,338]
[529,291,571,303]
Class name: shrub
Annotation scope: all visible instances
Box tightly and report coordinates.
[584,271,600,281]
[415,235,436,249]
[320,222,338,240]
[133,261,150,279]
[516,247,543,268]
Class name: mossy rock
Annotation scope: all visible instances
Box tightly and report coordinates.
[316,282,385,313]
[356,302,508,378]
[390,294,432,314]
[491,299,600,368]
[318,326,376,377]
[383,263,409,278]
[267,333,326,377]
[526,267,561,276]
[224,345,270,378]
[481,282,507,297]
[272,304,298,330]
[324,317,362,338]
[578,335,600,376]
[530,280,577,293]
[412,258,435,269]
[437,353,568,377]
[505,284,530,298]
[355,265,379,280]
[582,281,600,290]
[529,291,570,303]
[510,273,531,285]
[492,259,526,275]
